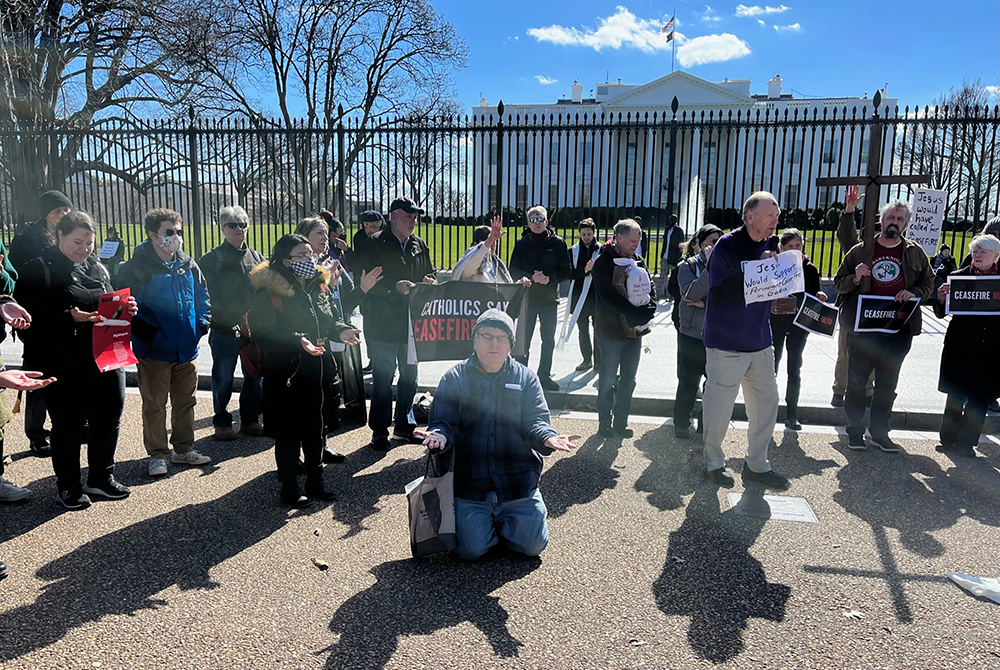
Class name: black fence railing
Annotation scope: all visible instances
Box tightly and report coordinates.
[1,101,997,277]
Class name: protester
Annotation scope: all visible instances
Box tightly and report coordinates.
[701,191,789,490]
[934,235,1000,458]
[930,244,957,303]
[590,219,656,438]
[317,210,356,274]
[421,309,579,560]
[14,211,137,509]
[8,190,72,456]
[770,229,827,431]
[452,216,512,283]
[353,209,385,373]
[249,234,361,506]
[833,199,934,452]
[359,197,435,451]
[566,218,601,371]
[199,206,265,441]
[673,224,723,439]
[97,225,126,278]
[116,208,212,477]
[509,205,570,391]
[660,214,685,304]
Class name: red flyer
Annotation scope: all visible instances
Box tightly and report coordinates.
[92,288,138,372]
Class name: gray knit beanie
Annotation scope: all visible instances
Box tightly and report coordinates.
[473,308,515,345]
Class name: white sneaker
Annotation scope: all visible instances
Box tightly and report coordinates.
[148,458,168,477]
[170,450,211,466]
[0,478,31,502]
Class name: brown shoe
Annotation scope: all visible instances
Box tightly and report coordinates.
[240,423,265,437]
[214,426,238,441]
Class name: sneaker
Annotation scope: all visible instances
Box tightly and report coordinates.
[847,434,867,450]
[831,393,845,408]
[148,458,168,477]
[742,468,790,491]
[240,422,265,437]
[575,360,592,372]
[214,426,238,441]
[170,450,212,466]
[362,362,373,374]
[82,477,131,500]
[0,478,31,502]
[56,490,92,510]
[539,377,560,392]
[870,433,901,453]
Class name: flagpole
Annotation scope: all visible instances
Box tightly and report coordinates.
[671,6,676,72]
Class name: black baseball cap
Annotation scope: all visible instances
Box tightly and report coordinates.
[389,197,424,214]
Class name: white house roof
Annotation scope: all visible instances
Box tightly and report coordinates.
[602,71,753,108]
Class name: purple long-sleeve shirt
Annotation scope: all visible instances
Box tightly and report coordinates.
[702,226,773,352]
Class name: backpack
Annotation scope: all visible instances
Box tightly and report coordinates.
[237,292,283,379]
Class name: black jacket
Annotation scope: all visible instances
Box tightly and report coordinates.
[568,240,600,308]
[509,229,571,307]
[359,229,435,343]
[13,246,113,376]
[8,218,54,273]
[934,264,1000,399]
[591,241,657,340]
[199,242,265,335]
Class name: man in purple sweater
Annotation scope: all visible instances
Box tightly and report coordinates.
[701,191,789,490]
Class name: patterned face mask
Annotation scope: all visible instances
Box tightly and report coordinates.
[159,233,182,254]
[288,258,317,278]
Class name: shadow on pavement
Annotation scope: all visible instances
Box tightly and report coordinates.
[540,434,620,519]
[0,473,288,663]
[633,423,704,512]
[326,445,423,540]
[323,555,540,669]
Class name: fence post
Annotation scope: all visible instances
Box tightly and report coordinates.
[187,107,203,259]
[337,103,347,220]
[665,96,679,223]
[495,100,505,215]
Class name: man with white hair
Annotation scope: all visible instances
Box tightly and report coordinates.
[833,199,934,452]
[701,191,789,490]
[199,206,266,440]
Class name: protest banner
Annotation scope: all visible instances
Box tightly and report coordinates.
[92,288,138,372]
[945,276,1000,316]
[909,188,947,257]
[97,240,120,259]
[406,282,527,363]
[853,295,920,334]
[742,249,804,305]
[793,294,838,337]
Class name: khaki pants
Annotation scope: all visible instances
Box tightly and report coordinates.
[136,357,198,459]
[832,327,874,396]
[702,347,778,474]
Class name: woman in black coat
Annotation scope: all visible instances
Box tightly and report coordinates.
[934,234,1000,457]
[248,234,360,507]
[14,211,138,510]
[770,228,827,431]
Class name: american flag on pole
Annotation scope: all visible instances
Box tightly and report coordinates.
[661,15,675,33]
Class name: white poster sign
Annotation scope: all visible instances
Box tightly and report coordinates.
[909,188,947,257]
[741,249,805,305]
[98,240,120,259]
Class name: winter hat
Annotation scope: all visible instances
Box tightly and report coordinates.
[473,308,515,346]
[38,190,73,217]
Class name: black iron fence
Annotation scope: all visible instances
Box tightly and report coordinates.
[1,100,997,276]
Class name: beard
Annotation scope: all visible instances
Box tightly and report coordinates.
[883,226,900,240]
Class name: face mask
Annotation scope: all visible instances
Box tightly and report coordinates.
[288,259,317,278]
[160,234,182,254]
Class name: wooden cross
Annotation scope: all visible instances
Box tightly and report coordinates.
[816,91,931,291]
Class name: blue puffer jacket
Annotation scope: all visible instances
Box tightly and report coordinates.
[115,240,210,362]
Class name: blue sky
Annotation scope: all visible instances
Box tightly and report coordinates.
[434,0,1000,110]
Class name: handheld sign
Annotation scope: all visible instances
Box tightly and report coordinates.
[909,188,947,257]
[97,240,120,259]
[793,294,838,337]
[742,249,804,305]
[946,276,1000,316]
[92,288,138,372]
[854,295,920,334]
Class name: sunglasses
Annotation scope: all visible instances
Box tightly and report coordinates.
[528,217,546,224]
[161,229,183,237]
[224,221,248,229]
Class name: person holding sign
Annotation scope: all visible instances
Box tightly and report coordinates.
[97,225,125,278]
[700,192,789,490]
[566,218,601,371]
[14,211,138,510]
[770,229,826,431]
[833,200,934,452]
[933,235,1000,458]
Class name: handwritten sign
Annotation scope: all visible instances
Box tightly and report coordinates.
[793,294,838,337]
[909,188,947,257]
[946,276,1000,315]
[97,240,120,259]
[741,249,804,305]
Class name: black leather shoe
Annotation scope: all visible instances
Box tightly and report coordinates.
[575,361,592,371]
[784,415,802,431]
[674,425,691,439]
[613,425,634,438]
[306,477,336,502]
[539,377,560,392]
[705,467,735,488]
[0,560,7,580]
[370,436,392,452]
[742,468,790,490]
[597,424,614,438]
[29,441,51,458]
[322,448,346,464]
[280,482,310,508]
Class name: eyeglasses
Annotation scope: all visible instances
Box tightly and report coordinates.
[289,252,317,261]
[528,217,546,224]
[476,333,510,345]
[161,229,183,237]
[224,221,248,229]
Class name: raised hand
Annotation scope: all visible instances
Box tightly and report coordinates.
[360,266,383,293]
[845,185,864,213]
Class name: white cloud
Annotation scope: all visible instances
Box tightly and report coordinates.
[677,33,751,67]
[774,22,802,32]
[735,4,791,17]
[534,75,558,85]
[702,5,722,21]
[757,18,765,25]
[526,6,675,53]
[986,85,999,97]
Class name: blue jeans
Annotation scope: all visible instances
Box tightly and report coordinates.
[596,337,642,428]
[369,340,417,439]
[515,303,557,380]
[454,489,549,560]
[209,331,262,428]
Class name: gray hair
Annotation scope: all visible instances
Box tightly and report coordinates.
[219,206,250,226]
[742,191,778,220]
[969,234,1000,256]
[613,218,641,237]
[878,200,912,225]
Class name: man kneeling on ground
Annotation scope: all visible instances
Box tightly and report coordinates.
[420,309,579,560]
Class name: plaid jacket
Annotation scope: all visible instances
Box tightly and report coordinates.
[428,355,558,503]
